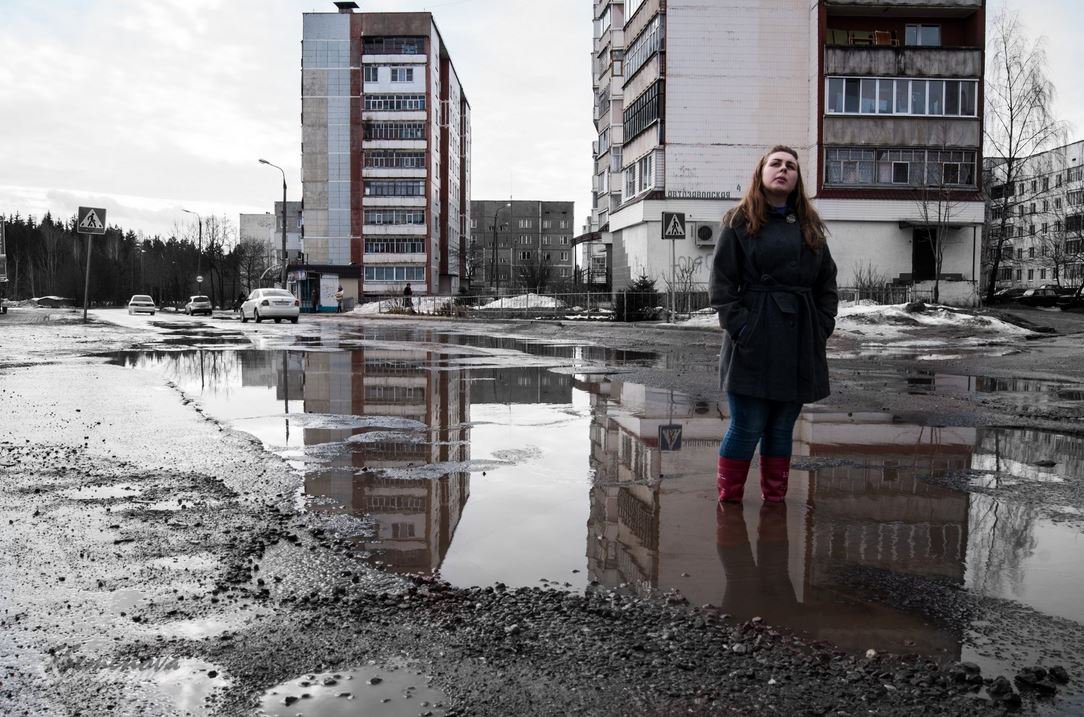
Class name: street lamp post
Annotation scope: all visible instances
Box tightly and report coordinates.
[491,202,511,295]
[181,208,202,292]
[259,159,289,289]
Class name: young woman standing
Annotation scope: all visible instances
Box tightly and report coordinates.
[709,146,838,503]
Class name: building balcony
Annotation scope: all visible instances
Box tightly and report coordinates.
[825,46,982,79]
[824,116,980,147]
[826,0,981,11]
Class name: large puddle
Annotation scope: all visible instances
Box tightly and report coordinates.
[105,331,1084,684]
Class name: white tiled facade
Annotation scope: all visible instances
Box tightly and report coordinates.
[593,0,987,305]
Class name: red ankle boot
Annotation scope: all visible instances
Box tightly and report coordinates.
[717,457,751,503]
[760,456,791,503]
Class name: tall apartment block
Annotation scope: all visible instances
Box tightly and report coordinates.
[985,139,1084,292]
[302,1,471,306]
[469,200,576,292]
[592,0,986,305]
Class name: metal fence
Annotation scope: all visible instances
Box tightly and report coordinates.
[357,284,924,321]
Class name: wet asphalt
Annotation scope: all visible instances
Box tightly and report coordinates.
[1,305,1083,715]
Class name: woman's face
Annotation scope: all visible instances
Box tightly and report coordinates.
[761,151,799,199]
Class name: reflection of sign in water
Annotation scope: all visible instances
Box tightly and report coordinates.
[658,423,682,451]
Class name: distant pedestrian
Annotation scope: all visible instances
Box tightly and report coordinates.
[334,285,344,313]
[710,145,838,504]
[311,287,319,313]
[235,292,246,312]
[402,284,413,311]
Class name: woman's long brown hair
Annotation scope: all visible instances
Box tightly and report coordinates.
[723,145,828,250]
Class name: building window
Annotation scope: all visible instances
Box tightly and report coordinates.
[364,150,426,169]
[363,180,426,197]
[827,77,977,117]
[363,121,426,140]
[364,265,426,281]
[1015,269,1023,280]
[364,94,426,111]
[560,252,569,261]
[904,24,941,47]
[1029,247,1036,258]
[390,67,414,82]
[364,65,379,82]
[364,208,425,225]
[363,37,424,55]
[364,237,425,254]
[625,15,664,79]
[518,219,533,229]
[520,251,531,261]
[824,147,976,188]
[1068,190,1084,206]
[624,80,662,142]
[1028,269,1035,280]
[638,153,654,192]
[542,219,552,229]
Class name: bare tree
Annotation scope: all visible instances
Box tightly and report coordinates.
[983,10,1066,303]
[914,176,962,304]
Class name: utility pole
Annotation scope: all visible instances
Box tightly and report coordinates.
[259,159,289,289]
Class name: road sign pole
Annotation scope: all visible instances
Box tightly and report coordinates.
[82,233,92,323]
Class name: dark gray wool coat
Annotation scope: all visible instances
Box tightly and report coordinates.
[709,210,838,403]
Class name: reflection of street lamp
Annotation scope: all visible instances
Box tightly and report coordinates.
[258,159,288,288]
[491,202,511,294]
[181,208,202,290]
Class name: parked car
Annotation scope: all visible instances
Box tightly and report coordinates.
[991,287,1027,304]
[239,288,299,324]
[1057,285,1084,310]
[127,294,157,315]
[184,294,213,316]
[1018,287,1061,308]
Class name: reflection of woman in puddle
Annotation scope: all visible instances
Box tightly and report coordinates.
[710,146,838,503]
[716,503,797,620]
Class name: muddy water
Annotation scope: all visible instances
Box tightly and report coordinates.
[106,340,1084,680]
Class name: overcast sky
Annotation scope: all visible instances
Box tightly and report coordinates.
[0,0,1080,240]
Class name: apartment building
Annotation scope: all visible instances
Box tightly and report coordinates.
[592,0,986,305]
[301,1,471,307]
[984,140,1084,291]
[469,200,576,292]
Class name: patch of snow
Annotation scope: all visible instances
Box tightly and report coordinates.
[477,293,566,310]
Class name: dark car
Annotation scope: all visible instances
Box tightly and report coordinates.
[991,287,1027,304]
[1057,285,1084,310]
[1018,287,1061,307]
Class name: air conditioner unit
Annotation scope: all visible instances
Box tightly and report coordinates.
[692,221,722,247]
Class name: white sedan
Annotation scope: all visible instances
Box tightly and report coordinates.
[127,294,157,315]
[239,288,299,324]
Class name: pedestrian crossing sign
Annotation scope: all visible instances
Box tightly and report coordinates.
[661,212,686,240]
[658,424,683,451]
[77,206,107,235]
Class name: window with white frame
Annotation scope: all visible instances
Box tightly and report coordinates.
[826,77,978,117]
[637,153,654,192]
[518,218,533,228]
[560,252,569,261]
[364,94,425,111]
[390,66,414,82]
[364,265,426,281]
[364,65,379,82]
[542,219,552,229]
[824,147,976,187]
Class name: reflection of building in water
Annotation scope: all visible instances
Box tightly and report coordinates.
[238,351,305,401]
[582,378,724,594]
[583,381,976,657]
[301,349,470,574]
[972,427,1084,483]
[468,368,572,405]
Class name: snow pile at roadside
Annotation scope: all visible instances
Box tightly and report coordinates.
[354,296,453,315]
[835,300,1034,339]
[677,301,1034,339]
[477,293,566,310]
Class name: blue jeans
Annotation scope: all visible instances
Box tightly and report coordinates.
[719,392,802,461]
